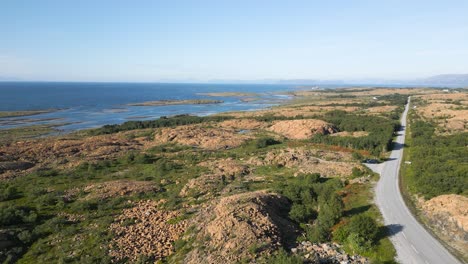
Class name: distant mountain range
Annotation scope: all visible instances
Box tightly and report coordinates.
[276,74,468,87]
[206,74,468,87]
[416,74,468,86]
[2,74,468,87]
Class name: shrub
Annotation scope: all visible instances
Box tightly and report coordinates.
[347,214,379,242]
[351,167,365,178]
[255,137,281,148]
[333,214,380,253]
[0,206,37,226]
[267,249,303,264]
[0,185,19,201]
[90,115,234,135]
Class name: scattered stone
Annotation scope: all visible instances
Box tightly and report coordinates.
[109,200,187,262]
[184,191,299,263]
[293,241,369,264]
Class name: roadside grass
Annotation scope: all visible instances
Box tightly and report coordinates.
[338,182,397,264]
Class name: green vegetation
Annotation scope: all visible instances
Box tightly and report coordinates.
[275,174,344,242]
[334,181,396,263]
[0,147,208,263]
[0,90,408,263]
[402,113,468,199]
[89,114,234,135]
[0,184,19,201]
[309,94,408,156]
[0,124,61,145]
[262,249,303,264]
[311,110,401,156]
[0,110,56,118]
[334,215,379,253]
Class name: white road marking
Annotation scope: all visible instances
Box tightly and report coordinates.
[410,244,419,254]
[402,232,407,239]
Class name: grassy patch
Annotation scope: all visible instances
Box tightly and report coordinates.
[337,183,397,263]
[0,124,61,145]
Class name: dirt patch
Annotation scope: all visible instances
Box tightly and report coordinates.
[154,125,251,150]
[415,92,468,133]
[268,119,337,140]
[109,200,187,262]
[330,131,369,137]
[184,191,298,263]
[366,105,398,113]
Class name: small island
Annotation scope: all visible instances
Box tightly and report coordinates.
[127,99,224,106]
[0,109,57,118]
[197,92,258,97]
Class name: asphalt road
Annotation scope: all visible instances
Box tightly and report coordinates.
[371,97,461,264]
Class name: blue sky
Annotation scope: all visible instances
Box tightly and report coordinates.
[1,0,467,82]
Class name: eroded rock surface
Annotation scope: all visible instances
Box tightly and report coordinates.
[154,125,251,150]
[109,200,187,262]
[422,194,468,240]
[249,148,357,177]
[268,119,337,139]
[185,191,298,263]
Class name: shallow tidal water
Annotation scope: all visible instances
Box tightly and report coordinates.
[0,82,297,131]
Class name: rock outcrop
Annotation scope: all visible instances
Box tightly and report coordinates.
[249,148,357,177]
[154,125,251,150]
[268,119,337,139]
[422,194,468,241]
[180,158,250,197]
[109,200,187,262]
[184,191,298,263]
[292,241,369,263]
[0,134,141,179]
[419,194,468,259]
[217,119,268,130]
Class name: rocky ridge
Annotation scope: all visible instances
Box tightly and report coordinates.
[249,148,358,177]
[109,200,187,262]
[268,119,338,139]
[184,191,298,263]
[421,194,468,257]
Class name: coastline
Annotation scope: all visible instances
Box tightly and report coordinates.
[0,87,294,132]
[127,99,224,106]
[0,109,59,118]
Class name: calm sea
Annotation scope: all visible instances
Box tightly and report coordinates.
[0,82,297,131]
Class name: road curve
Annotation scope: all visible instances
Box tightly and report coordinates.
[372,97,461,264]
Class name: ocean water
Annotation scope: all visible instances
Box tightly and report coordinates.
[0,82,297,131]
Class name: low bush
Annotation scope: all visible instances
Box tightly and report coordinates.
[89,114,234,135]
